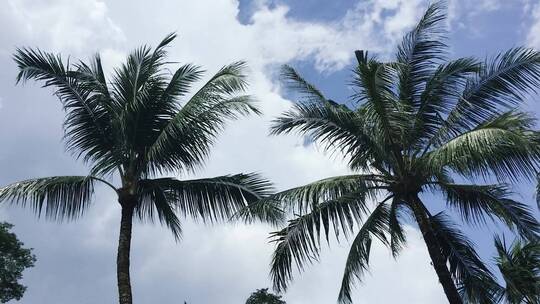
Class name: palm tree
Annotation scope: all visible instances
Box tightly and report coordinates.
[1,34,277,304]
[267,2,540,304]
[494,236,540,304]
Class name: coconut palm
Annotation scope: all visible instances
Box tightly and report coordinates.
[494,236,540,304]
[268,2,540,304]
[1,34,278,304]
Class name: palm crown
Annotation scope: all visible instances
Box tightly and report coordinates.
[268,3,540,304]
[1,33,274,304]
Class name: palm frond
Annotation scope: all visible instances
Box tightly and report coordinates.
[388,198,408,257]
[536,174,540,210]
[13,48,119,172]
[124,63,205,171]
[281,65,327,103]
[270,100,387,171]
[431,213,502,304]
[437,183,540,240]
[136,179,183,240]
[337,201,391,304]
[412,57,481,148]
[270,192,370,294]
[145,62,259,174]
[396,1,447,108]
[423,111,540,181]
[139,173,273,222]
[432,47,540,148]
[111,33,175,107]
[352,55,405,156]
[0,176,96,221]
[272,174,387,214]
[495,236,540,304]
[231,198,285,227]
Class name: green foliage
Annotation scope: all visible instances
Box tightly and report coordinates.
[0,222,36,303]
[0,176,95,221]
[495,237,540,304]
[4,33,276,234]
[245,288,286,304]
[5,33,277,304]
[269,2,540,303]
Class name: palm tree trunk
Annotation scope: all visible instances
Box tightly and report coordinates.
[117,205,134,304]
[409,195,463,304]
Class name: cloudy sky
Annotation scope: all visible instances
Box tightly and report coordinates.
[1,0,540,303]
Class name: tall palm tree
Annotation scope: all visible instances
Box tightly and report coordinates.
[1,34,277,304]
[494,236,540,304]
[267,3,540,304]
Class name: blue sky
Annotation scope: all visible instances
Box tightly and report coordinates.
[0,0,539,303]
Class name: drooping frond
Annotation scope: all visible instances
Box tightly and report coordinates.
[136,180,183,240]
[138,173,273,223]
[0,176,96,221]
[388,198,408,257]
[495,236,540,304]
[271,174,387,214]
[270,192,370,293]
[437,183,540,240]
[231,197,285,227]
[338,201,391,304]
[145,62,259,174]
[430,213,502,304]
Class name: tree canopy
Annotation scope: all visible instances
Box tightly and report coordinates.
[0,222,36,303]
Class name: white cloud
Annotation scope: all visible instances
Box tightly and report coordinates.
[0,0,449,303]
[3,0,125,53]
[526,2,540,49]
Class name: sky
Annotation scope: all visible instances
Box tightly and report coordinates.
[0,0,539,303]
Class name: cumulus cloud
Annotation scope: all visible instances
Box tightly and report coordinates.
[0,0,450,303]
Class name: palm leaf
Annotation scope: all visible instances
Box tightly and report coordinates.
[146,62,259,174]
[13,48,119,172]
[136,180,183,240]
[412,57,481,148]
[495,236,540,304]
[388,198,407,257]
[270,192,370,293]
[138,173,273,222]
[431,47,540,150]
[0,176,96,221]
[423,111,540,181]
[437,183,540,240]
[337,201,391,304]
[281,65,327,103]
[396,1,447,108]
[272,174,387,214]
